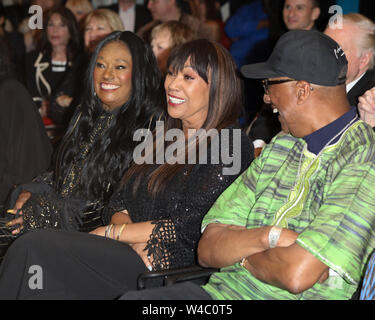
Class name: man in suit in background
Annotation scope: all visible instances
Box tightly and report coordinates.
[325,13,375,107]
[101,0,151,33]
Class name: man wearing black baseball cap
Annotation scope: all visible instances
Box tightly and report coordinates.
[241,29,348,137]
[122,30,375,300]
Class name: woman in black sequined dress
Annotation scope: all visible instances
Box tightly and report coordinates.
[0,39,254,299]
[1,31,164,243]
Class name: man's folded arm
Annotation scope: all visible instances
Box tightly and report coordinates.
[243,243,329,294]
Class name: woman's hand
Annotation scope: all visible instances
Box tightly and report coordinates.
[90,225,153,270]
[130,242,153,271]
[6,191,31,235]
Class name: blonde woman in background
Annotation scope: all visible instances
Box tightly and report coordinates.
[151,21,194,73]
[83,8,124,53]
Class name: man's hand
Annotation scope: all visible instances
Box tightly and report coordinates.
[276,228,299,247]
[358,87,375,127]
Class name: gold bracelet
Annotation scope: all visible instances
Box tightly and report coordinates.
[116,224,127,241]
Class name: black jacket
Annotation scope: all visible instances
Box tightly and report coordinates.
[347,69,375,107]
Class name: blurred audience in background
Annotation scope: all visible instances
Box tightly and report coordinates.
[99,0,151,33]
[65,0,94,27]
[150,20,194,73]
[84,8,124,54]
[138,0,214,43]
[24,6,83,140]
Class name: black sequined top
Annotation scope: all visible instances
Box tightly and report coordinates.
[21,110,117,232]
[104,128,254,270]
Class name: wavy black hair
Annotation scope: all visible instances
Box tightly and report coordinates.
[55,31,165,201]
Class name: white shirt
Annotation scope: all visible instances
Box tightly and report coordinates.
[346,71,366,93]
[119,4,136,32]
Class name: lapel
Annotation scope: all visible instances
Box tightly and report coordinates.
[347,69,375,106]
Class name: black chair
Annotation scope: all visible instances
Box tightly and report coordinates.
[137,265,219,290]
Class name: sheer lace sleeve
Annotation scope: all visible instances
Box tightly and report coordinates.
[101,186,128,225]
[145,129,254,270]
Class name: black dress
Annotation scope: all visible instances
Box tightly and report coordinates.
[0,128,254,299]
[0,105,157,262]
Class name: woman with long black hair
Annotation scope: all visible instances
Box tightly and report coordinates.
[4,31,164,238]
[25,6,83,131]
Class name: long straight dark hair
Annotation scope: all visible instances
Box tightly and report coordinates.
[55,31,165,201]
[39,6,82,61]
[123,39,243,198]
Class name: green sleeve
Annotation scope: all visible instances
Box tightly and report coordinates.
[297,163,375,284]
[201,156,262,231]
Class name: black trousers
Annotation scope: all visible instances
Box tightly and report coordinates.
[0,229,148,299]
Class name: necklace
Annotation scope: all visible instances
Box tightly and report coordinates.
[273,115,359,227]
[295,115,359,184]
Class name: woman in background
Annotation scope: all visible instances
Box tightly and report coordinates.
[24,6,83,135]
[83,8,124,54]
[150,21,194,74]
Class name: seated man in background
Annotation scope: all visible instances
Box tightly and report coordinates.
[122,30,375,300]
[324,13,375,107]
[247,0,322,153]
[283,0,320,31]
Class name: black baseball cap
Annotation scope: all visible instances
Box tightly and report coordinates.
[241,30,348,86]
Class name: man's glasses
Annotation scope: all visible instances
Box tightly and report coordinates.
[262,79,296,94]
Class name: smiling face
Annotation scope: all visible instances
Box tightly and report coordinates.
[263,78,299,135]
[283,0,320,31]
[47,13,70,48]
[93,41,133,111]
[164,58,210,131]
[84,16,113,53]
